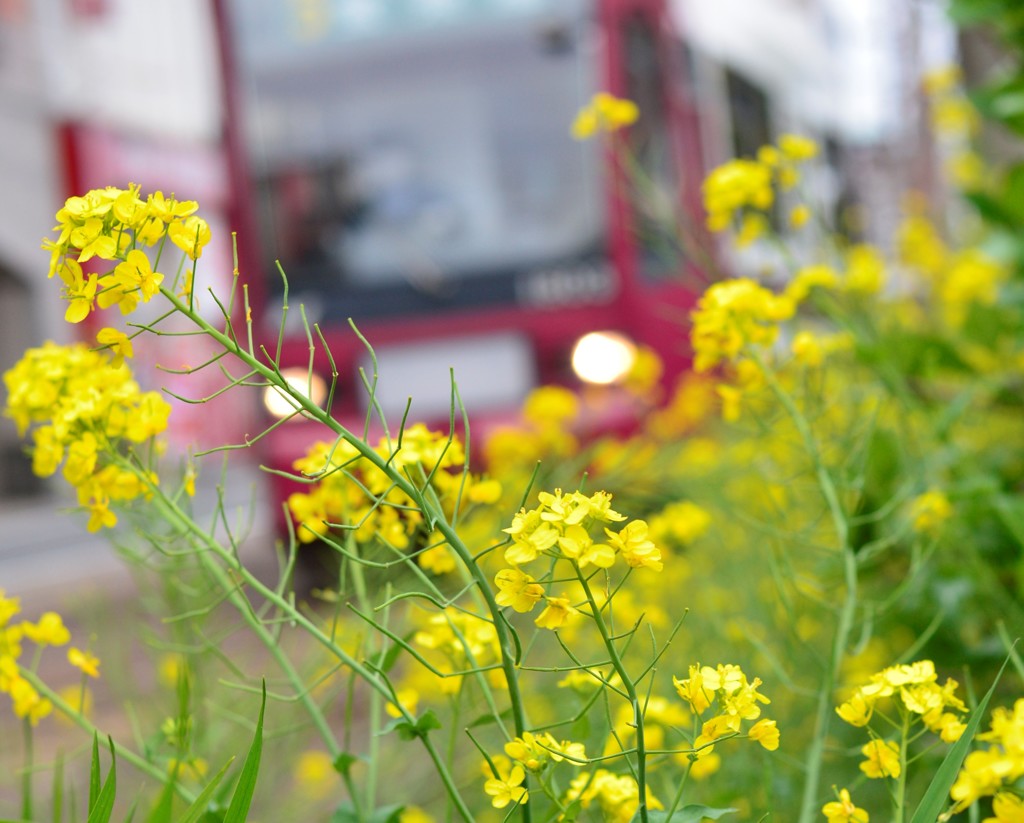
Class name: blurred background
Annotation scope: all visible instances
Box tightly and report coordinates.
[0,0,985,594]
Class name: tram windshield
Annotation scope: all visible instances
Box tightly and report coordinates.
[230,0,605,318]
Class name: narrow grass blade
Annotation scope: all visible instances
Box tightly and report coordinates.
[52,750,64,823]
[174,758,234,823]
[85,738,117,823]
[88,734,101,815]
[909,647,1015,823]
[222,681,266,823]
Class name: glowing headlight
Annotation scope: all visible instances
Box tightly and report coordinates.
[571,331,638,386]
[263,368,328,419]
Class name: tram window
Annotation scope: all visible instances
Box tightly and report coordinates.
[726,68,772,161]
[726,69,778,228]
[622,15,683,280]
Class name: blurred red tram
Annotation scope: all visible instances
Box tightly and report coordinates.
[215,0,708,496]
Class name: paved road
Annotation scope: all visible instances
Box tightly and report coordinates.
[0,460,275,603]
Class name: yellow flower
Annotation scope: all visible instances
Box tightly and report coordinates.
[860,739,900,779]
[792,331,824,367]
[748,718,780,751]
[484,763,528,808]
[534,596,579,630]
[293,750,338,800]
[23,612,71,647]
[673,665,713,714]
[68,647,100,678]
[95,328,134,368]
[845,245,885,294]
[418,543,457,575]
[494,568,545,613]
[836,692,873,727]
[703,159,774,231]
[9,677,53,725]
[399,806,435,823]
[986,792,1024,823]
[789,204,812,228]
[571,92,639,139]
[168,215,212,260]
[786,264,840,304]
[385,687,419,719]
[691,278,795,371]
[604,520,663,572]
[909,490,953,535]
[736,212,769,247]
[58,259,98,323]
[523,385,579,427]
[778,134,818,161]
[822,788,869,823]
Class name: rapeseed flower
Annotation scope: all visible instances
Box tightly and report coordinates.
[860,739,901,779]
[571,92,639,140]
[822,788,869,823]
[484,764,528,808]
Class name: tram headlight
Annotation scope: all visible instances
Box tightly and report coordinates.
[263,367,328,419]
[570,331,638,386]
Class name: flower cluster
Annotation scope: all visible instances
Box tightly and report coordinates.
[909,489,954,536]
[3,342,170,530]
[922,65,984,189]
[412,607,504,693]
[672,663,780,763]
[505,731,586,774]
[287,424,499,564]
[494,489,661,631]
[703,134,818,240]
[822,788,869,823]
[0,590,100,725]
[897,212,1006,326]
[690,278,795,373]
[43,185,211,322]
[571,92,639,140]
[563,769,663,823]
[836,659,967,781]
[950,698,1024,814]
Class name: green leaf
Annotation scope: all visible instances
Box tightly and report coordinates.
[947,0,1012,26]
[145,766,177,823]
[332,753,360,778]
[383,709,442,741]
[51,750,64,823]
[176,758,235,823]
[972,75,1024,134]
[370,632,414,674]
[992,494,1024,551]
[909,648,1015,823]
[222,681,266,823]
[89,733,102,814]
[85,738,117,823]
[330,804,404,823]
[638,807,736,823]
[466,707,516,729]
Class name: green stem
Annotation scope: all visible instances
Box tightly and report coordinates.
[348,541,380,821]
[19,669,198,804]
[143,481,343,761]
[664,759,694,820]
[21,716,33,822]
[749,351,857,823]
[136,459,475,821]
[157,285,530,822]
[575,566,650,823]
[894,711,911,823]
